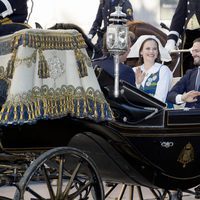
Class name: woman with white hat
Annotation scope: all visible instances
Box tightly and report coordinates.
[131,35,173,104]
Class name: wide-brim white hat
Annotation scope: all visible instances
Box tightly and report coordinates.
[127,35,172,62]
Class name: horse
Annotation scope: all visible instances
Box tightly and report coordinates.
[126,21,181,77]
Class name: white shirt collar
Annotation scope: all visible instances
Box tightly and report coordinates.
[140,63,162,74]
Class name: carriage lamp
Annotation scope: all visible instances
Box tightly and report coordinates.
[106,6,129,97]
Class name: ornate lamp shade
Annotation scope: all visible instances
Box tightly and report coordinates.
[106,24,128,54]
[106,6,129,54]
[0,29,113,125]
[106,6,129,97]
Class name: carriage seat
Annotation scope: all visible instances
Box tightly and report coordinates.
[95,66,165,126]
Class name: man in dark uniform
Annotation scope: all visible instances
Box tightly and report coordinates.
[165,0,200,75]
[0,0,29,36]
[88,0,133,58]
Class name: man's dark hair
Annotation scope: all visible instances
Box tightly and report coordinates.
[193,38,200,44]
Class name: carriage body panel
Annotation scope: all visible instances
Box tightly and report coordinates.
[2,102,200,191]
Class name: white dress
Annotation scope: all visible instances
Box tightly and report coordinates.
[133,62,173,103]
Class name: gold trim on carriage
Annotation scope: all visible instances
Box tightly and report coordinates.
[0,29,113,124]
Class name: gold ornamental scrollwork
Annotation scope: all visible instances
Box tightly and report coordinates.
[177,142,194,168]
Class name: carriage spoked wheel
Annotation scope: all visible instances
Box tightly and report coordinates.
[105,183,175,200]
[13,147,104,200]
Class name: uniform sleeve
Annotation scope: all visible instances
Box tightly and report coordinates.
[122,0,134,21]
[0,0,13,17]
[88,4,103,37]
[167,0,187,42]
[167,70,191,104]
[0,0,28,22]
[154,65,173,103]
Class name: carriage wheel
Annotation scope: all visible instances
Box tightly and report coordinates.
[13,147,104,200]
[104,184,174,200]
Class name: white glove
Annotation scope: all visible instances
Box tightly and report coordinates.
[165,39,176,53]
[87,34,93,40]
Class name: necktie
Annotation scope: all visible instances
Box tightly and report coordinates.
[195,67,200,91]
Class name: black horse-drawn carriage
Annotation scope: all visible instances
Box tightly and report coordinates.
[0,26,200,200]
